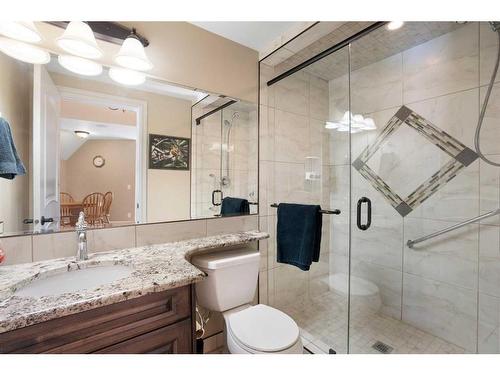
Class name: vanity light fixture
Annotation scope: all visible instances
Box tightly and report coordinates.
[0,21,42,43]
[56,21,103,59]
[387,21,404,31]
[108,66,146,86]
[0,37,50,64]
[74,130,90,138]
[114,30,153,71]
[58,54,103,76]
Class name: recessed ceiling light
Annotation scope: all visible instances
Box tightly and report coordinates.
[387,21,404,31]
[114,33,153,71]
[0,21,42,43]
[108,67,146,86]
[58,54,102,76]
[74,130,90,138]
[56,21,103,59]
[0,37,50,64]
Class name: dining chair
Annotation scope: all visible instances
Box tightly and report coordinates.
[82,192,105,226]
[60,192,74,226]
[103,191,113,224]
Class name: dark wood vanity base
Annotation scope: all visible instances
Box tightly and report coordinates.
[0,285,194,354]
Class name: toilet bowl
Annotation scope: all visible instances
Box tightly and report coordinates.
[191,247,303,354]
[224,304,302,354]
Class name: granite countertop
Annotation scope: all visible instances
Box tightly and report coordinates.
[0,230,269,333]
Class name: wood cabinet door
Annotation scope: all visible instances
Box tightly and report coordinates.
[94,319,192,354]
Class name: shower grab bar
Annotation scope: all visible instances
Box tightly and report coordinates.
[407,208,500,248]
[270,203,341,215]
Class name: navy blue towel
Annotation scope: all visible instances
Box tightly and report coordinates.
[0,117,26,180]
[220,197,250,217]
[277,203,322,271]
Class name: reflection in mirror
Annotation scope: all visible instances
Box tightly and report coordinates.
[0,50,258,237]
[191,97,258,219]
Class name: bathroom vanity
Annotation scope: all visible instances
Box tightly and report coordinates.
[0,231,268,354]
[0,285,194,354]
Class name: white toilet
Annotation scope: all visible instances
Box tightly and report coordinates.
[191,247,303,354]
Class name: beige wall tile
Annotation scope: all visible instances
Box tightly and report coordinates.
[32,231,76,261]
[402,272,477,352]
[89,226,136,253]
[135,220,207,246]
[0,235,32,265]
[403,23,479,104]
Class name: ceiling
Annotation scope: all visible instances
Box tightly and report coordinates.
[265,21,464,82]
[190,22,301,51]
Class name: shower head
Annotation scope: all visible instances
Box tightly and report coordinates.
[490,21,500,32]
[224,120,231,127]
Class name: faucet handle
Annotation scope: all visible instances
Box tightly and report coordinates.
[76,211,87,231]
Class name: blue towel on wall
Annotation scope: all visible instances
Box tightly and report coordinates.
[220,197,250,217]
[277,203,322,271]
[0,117,26,180]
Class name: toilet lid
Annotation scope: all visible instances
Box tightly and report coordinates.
[227,304,300,352]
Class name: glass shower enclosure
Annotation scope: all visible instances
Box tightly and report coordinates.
[259,21,500,354]
[191,96,258,219]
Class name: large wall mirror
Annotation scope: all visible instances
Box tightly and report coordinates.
[0,51,258,237]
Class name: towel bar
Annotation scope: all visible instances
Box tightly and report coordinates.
[270,203,341,215]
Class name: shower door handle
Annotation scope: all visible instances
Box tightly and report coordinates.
[212,189,223,206]
[356,197,372,231]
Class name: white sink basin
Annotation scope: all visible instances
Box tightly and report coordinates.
[14,265,133,298]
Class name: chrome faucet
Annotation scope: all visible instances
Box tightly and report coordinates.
[75,212,88,261]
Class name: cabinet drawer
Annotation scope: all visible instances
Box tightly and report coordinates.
[0,285,191,353]
[95,318,192,354]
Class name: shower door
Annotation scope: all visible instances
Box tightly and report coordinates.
[347,21,490,354]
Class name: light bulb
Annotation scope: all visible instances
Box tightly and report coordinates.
[387,21,404,31]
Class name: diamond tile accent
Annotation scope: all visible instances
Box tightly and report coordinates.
[353,105,478,217]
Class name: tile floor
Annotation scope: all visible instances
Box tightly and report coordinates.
[277,289,467,354]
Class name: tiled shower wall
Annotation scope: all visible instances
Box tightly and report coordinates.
[340,22,500,353]
[260,22,500,353]
[258,61,349,319]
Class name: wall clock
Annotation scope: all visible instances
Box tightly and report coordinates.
[93,155,105,168]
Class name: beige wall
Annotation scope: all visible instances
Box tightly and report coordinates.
[50,72,192,223]
[35,22,259,103]
[61,140,136,222]
[61,100,136,126]
[0,54,31,234]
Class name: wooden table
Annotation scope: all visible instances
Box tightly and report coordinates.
[60,202,84,226]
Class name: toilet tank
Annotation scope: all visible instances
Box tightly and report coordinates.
[191,247,260,312]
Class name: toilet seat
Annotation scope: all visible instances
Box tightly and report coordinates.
[226,304,301,353]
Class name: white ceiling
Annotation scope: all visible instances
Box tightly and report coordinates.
[190,22,301,51]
